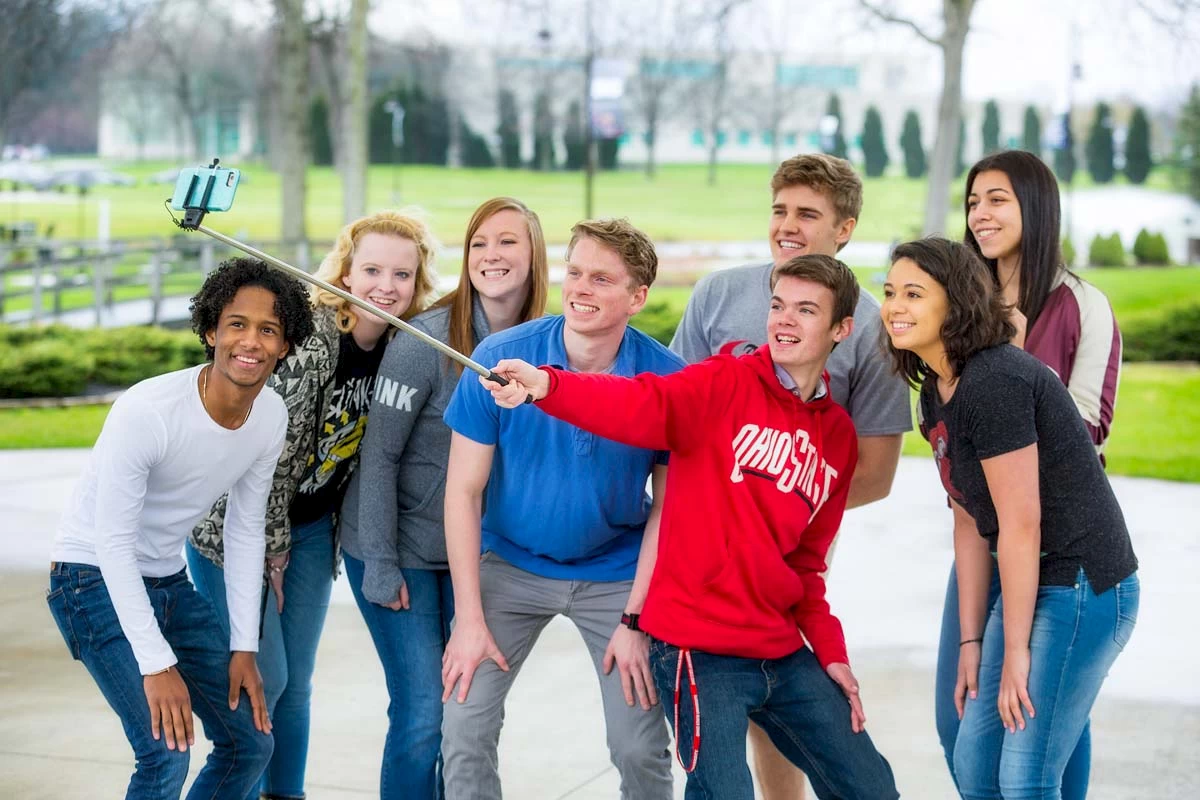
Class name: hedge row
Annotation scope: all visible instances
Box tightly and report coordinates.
[0,326,205,399]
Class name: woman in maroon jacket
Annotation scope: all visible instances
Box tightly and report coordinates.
[481,254,897,800]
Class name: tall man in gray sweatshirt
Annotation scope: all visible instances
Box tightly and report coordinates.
[669,153,912,799]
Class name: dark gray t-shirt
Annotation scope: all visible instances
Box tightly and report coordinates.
[670,261,911,436]
[919,344,1137,593]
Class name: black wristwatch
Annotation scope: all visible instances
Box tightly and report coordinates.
[620,612,642,632]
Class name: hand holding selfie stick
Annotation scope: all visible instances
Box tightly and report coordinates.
[168,161,508,386]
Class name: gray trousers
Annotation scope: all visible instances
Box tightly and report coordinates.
[442,553,673,800]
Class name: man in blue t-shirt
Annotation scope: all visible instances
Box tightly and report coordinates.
[440,218,683,800]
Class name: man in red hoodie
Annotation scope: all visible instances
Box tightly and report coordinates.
[480,254,898,799]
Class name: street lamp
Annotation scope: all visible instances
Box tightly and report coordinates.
[383,99,405,203]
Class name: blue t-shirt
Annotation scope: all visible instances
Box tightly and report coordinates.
[444,315,685,581]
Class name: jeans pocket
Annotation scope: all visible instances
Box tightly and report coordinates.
[46,588,82,660]
[1113,575,1140,650]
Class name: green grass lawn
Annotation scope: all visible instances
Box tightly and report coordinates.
[897,363,1200,483]
[0,161,972,246]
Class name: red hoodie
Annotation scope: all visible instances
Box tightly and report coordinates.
[537,345,858,668]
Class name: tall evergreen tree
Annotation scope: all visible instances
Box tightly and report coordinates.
[824,93,848,160]
[1124,106,1152,185]
[497,90,521,168]
[1086,102,1116,183]
[563,101,585,171]
[982,100,1001,155]
[1177,84,1200,202]
[1022,106,1042,155]
[531,91,555,171]
[1054,112,1077,183]
[861,106,889,177]
[900,110,927,178]
[309,96,334,166]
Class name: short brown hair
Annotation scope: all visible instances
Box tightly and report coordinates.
[884,238,1016,389]
[770,254,860,324]
[770,153,863,225]
[567,218,658,289]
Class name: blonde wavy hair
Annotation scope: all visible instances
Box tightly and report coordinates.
[432,197,549,374]
[312,209,438,332]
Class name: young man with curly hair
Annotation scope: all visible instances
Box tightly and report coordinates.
[46,257,314,800]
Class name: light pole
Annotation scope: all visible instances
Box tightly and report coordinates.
[583,0,595,219]
[383,99,405,203]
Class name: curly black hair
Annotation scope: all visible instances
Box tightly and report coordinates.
[189,257,315,366]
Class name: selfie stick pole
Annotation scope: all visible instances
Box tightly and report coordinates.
[175,207,507,384]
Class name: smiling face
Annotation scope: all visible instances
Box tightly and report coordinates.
[967,169,1023,263]
[467,208,534,304]
[880,257,950,357]
[341,232,419,332]
[561,235,647,337]
[768,184,856,267]
[204,285,290,390]
[767,275,851,371]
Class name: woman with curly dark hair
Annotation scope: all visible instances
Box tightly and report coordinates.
[881,238,1138,800]
[187,213,438,800]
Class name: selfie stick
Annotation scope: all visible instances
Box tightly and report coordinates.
[172,170,508,385]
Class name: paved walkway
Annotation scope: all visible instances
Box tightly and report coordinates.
[1,450,1197,798]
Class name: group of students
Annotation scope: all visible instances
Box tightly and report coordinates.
[46,149,1138,800]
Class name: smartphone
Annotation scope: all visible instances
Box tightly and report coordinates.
[170,165,241,211]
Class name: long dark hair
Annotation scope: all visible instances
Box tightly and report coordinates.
[884,238,1016,389]
[963,150,1064,329]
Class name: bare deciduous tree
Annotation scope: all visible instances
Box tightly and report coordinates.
[341,0,369,221]
[0,0,83,151]
[274,0,309,250]
[859,0,976,236]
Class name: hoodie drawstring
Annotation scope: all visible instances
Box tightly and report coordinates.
[673,647,700,772]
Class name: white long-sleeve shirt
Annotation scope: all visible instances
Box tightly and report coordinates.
[53,364,287,674]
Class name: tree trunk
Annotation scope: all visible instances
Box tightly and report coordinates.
[644,102,658,180]
[274,0,308,252]
[922,0,973,236]
[340,0,368,223]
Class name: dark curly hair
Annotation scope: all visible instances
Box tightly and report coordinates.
[189,257,315,366]
[883,237,1016,389]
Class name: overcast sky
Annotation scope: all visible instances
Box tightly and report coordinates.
[364,0,1200,111]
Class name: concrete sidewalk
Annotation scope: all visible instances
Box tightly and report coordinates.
[1,450,1197,798]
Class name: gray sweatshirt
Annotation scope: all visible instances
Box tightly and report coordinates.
[340,297,491,605]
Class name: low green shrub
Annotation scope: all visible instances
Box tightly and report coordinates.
[0,339,94,398]
[1088,233,1126,267]
[1132,229,1171,265]
[1123,304,1200,362]
[80,326,200,386]
[631,301,682,346]
[1062,237,1076,267]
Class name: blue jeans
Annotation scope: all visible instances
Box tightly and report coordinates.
[649,639,897,800]
[344,553,453,800]
[46,562,273,800]
[936,562,1091,799]
[954,570,1139,800]
[186,514,334,800]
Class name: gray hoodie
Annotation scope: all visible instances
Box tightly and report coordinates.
[340,296,491,605]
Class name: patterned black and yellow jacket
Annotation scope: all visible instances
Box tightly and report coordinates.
[189,305,343,569]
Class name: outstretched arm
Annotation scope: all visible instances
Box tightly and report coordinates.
[483,358,712,455]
